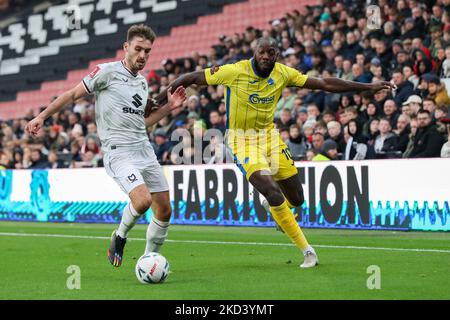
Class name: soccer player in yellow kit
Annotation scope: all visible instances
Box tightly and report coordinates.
[152,37,393,268]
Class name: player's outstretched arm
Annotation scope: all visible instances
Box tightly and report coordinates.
[145,70,209,117]
[26,82,88,136]
[144,86,187,127]
[303,77,394,94]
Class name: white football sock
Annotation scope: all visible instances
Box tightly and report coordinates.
[145,216,170,254]
[116,203,141,239]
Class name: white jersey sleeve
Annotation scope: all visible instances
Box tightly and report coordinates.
[82,64,112,93]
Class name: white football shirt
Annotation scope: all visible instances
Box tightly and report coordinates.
[82,61,149,151]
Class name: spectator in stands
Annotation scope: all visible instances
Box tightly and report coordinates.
[423,98,437,119]
[401,95,422,117]
[327,120,345,154]
[403,64,419,89]
[339,59,353,81]
[0,150,11,169]
[435,105,449,135]
[391,70,415,107]
[441,118,450,157]
[342,32,363,62]
[29,149,50,169]
[72,151,97,168]
[403,116,418,158]
[362,102,379,136]
[312,139,338,161]
[375,40,393,70]
[47,150,65,169]
[344,119,368,160]
[286,124,307,159]
[352,63,371,83]
[374,118,398,154]
[441,46,450,77]
[306,103,321,121]
[152,128,172,164]
[276,108,295,131]
[414,53,434,78]
[393,114,411,153]
[85,122,100,147]
[427,76,450,108]
[70,141,82,162]
[311,132,325,154]
[81,137,100,156]
[373,90,391,113]
[409,109,445,158]
[383,99,400,129]
[275,88,296,118]
[209,110,225,134]
[198,94,217,127]
[12,149,23,169]
[314,121,328,138]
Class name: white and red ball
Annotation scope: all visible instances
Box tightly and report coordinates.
[135,253,170,284]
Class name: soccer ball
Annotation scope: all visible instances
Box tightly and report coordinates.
[135,252,170,284]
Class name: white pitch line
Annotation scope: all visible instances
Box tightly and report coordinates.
[0,232,449,254]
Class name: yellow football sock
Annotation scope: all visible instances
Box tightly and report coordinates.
[270,200,309,251]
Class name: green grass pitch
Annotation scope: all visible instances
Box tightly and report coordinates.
[0,221,449,300]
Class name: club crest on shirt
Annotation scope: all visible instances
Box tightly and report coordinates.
[141,81,146,91]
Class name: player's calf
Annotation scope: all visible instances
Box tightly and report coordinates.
[108,186,152,267]
[145,191,171,254]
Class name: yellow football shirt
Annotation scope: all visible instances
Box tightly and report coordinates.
[204,58,308,131]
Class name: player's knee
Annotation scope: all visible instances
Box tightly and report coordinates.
[262,184,284,206]
[290,191,305,207]
[159,204,172,221]
[133,195,152,214]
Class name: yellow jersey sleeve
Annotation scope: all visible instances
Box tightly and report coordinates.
[285,65,308,88]
[204,64,237,86]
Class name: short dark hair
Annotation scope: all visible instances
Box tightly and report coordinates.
[345,106,358,115]
[255,37,278,50]
[379,118,391,128]
[418,109,431,116]
[127,24,156,43]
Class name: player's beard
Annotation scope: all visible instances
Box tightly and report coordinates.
[135,59,146,70]
[255,59,274,77]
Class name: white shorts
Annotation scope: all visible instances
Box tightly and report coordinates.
[103,143,169,195]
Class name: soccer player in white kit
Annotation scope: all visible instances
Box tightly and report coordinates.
[26,25,186,267]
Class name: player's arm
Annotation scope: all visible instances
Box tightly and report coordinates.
[144,86,187,127]
[154,71,208,108]
[26,82,88,136]
[303,76,394,94]
[145,66,222,117]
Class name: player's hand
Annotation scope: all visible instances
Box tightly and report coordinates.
[25,116,44,137]
[167,86,186,111]
[368,81,395,94]
[144,97,159,118]
[210,65,220,75]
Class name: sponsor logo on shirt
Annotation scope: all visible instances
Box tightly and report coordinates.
[248,93,275,104]
[123,107,144,116]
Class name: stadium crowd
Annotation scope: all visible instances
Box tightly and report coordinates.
[1,0,450,169]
